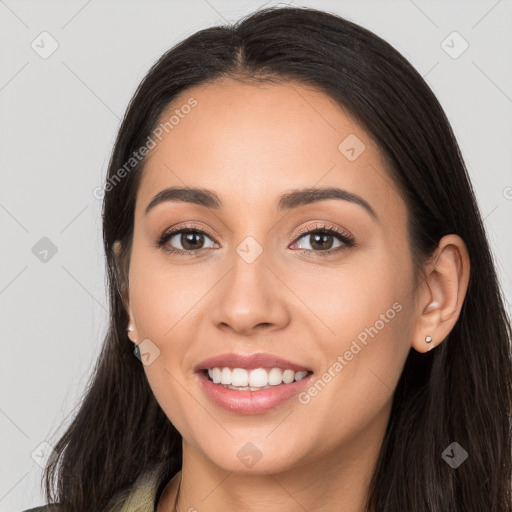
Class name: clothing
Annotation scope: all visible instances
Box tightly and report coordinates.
[20,462,169,512]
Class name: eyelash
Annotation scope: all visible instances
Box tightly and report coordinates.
[153,222,356,258]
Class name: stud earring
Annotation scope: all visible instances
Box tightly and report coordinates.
[425,335,434,351]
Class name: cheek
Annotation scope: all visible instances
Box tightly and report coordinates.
[308,243,412,346]
[302,300,411,448]
[127,249,215,416]
[306,249,414,417]
[128,243,211,339]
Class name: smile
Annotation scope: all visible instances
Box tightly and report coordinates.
[204,366,311,390]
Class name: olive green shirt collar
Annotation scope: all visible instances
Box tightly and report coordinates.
[118,463,167,512]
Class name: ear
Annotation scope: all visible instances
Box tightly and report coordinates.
[113,240,139,344]
[411,234,470,353]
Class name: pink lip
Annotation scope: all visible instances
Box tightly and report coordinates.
[194,352,312,372]
[195,370,315,414]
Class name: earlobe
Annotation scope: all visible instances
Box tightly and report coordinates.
[126,324,138,345]
[126,301,139,344]
[113,240,137,344]
[125,299,139,344]
[411,234,470,353]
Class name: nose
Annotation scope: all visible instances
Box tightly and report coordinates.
[208,250,291,337]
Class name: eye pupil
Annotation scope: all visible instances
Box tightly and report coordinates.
[310,233,334,251]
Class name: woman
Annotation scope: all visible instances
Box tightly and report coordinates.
[27,5,511,512]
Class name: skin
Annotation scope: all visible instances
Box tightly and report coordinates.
[114,79,470,512]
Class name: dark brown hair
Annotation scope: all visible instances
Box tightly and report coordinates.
[43,6,512,511]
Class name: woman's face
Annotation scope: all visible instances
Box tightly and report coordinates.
[125,79,420,475]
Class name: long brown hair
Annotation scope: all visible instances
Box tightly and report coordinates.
[43,6,512,511]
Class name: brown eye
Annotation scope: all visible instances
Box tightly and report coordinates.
[162,229,217,253]
[299,232,342,251]
[291,223,355,257]
[175,231,207,251]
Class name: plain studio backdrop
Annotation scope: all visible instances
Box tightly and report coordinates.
[0,0,511,510]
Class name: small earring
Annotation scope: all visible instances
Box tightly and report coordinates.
[425,335,434,351]
[126,325,134,333]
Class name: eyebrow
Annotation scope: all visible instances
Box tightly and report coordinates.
[144,186,378,220]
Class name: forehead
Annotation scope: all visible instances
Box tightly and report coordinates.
[135,79,404,221]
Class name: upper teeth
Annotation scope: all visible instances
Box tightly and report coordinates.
[207,367,309,387]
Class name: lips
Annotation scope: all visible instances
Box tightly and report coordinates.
[194,352,313,372]
[195,369,315,414]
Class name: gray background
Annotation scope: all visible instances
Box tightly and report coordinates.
[1,0,511,510]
